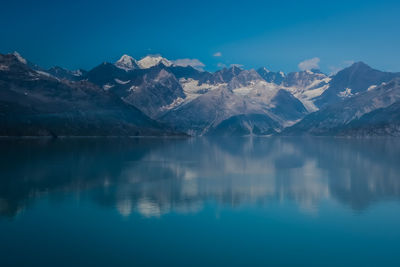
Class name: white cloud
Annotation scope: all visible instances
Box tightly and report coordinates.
[298,57,320,71]
[172,58,205,70]
[213,52,222,57]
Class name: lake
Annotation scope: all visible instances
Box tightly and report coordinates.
[0,137,400,266]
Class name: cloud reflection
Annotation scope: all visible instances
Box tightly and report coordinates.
[0,137,399,218]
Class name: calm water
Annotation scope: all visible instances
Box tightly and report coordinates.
[0,137,400,266]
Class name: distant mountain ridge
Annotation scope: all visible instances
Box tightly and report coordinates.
[1,51,400,136]
[0,53,182,137]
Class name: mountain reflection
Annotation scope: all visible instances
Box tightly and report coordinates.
[0,137,400,218]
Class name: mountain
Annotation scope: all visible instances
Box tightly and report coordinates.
[283,78,400,136]
[114,54,173,71]
[84,64,188,119]
[257,67,285,84]
[2,51,400,137]
[0,53,180,137]
[161,86,281,136]
[161,76,307,136]
[213,65,243,83]
[85,62,129,88]
[114,54,139,71]
[165,65,216,84]
[314,62,400,109]
[83,63,310,136]
[119,67,186,118]
[83,59,319,133]
[47,66,87,81]
[341,101,400,136]
[282,69,331,112]
[256,67,331,112]
[207,114,279,136]
[269,89,308,122]
[138,55,172,69]
[283,69,327,88]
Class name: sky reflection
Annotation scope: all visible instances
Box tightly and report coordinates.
[0,137,399,218]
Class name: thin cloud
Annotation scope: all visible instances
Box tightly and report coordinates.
[213,52,222,57]
[298,57,320,71]
[217,62,226,68]
[172,58,205,70]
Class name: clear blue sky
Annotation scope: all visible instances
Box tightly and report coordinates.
[1,0,400,73]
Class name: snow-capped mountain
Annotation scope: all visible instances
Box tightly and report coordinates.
[283,77,400,136]
[0,52,181,137]
[12,51,27,64]
[161,86,280,136]
[2,51,400,136]
[280,69,331,112]
[160,66,308,135]
[121,67,186,118]
[114,54,174,70]
[137,55,172,69]
[314,62,400,109]
[115,54,139,71]
[114,54,176,71]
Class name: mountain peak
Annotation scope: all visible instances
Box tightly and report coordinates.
[115,54,138,71]
[138,55,172,69]
[12,51,27,64]
[229,65,243,71]
[333,61,375,78]
[350,61,371,70]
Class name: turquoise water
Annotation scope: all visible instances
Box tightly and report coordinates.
[0,137,400,266]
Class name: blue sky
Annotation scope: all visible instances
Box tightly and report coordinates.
[1,0,400,73]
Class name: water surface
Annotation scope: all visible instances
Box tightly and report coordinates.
[1,137,400,266]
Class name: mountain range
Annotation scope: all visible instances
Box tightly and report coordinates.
[1,51,400,137]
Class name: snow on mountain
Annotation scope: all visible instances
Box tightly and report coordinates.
[115,78,130,84]
[313,62,400,109]
[179,78,224,102]
[231,68,329,112]
[233,79,280,104]
[283,77,400,136]
[162,72,308,136]
[338,88,353,98]
[12,51,27,64]
[115,54,139,71]
[72,69,83,76]
[5,50,400,137]
[137,55,172,69]
[0,64,9,71]
[281,70,331,112]
[35,70,55,78]
[161,86,278,136]
[121,68,185,118]
[103,84,114,90]
[0,52,179,137]
[256,68,331,112]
